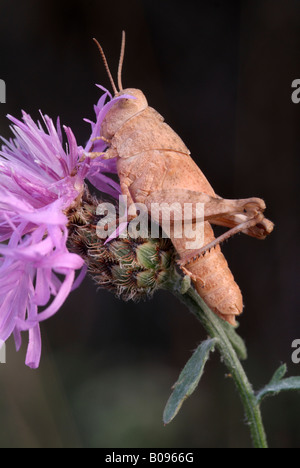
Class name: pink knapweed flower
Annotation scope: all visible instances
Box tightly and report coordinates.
[0,112,90,368]
[0,88,130,368]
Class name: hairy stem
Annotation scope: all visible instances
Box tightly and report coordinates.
[167,275,268,448]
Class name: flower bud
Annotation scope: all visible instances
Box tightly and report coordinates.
[67,189,175,301]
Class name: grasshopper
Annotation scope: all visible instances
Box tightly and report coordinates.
[90,33,274,326]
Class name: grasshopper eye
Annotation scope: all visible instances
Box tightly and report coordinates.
[118,98,131,109]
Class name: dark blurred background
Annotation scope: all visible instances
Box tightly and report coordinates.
[0,0,300,448]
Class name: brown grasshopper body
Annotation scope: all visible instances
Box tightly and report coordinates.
[92,36,274,326]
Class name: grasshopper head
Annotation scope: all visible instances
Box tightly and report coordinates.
[101,88,148,139]
[94,35,148,138]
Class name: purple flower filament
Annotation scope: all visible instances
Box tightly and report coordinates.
[0,88,130,368]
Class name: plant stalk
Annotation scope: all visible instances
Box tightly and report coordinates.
[168,276,268,448]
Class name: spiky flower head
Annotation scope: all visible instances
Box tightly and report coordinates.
[0,112,89,368]
[67,190,175,302]
[0,87,176,368]
[0,93,122,368]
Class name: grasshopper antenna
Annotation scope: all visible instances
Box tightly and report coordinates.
[93,38,118,95]
[117,31,126,92]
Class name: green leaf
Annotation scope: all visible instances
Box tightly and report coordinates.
[174,278,247,360]
[270,364,287,384]
[180,275,192,295]
[216,316,248,361]
[163,338,218,424]
[256,374,300,404]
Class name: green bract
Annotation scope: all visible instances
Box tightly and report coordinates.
[68,189,175,301]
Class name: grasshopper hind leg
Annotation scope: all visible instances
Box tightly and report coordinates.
[178,213,266,267]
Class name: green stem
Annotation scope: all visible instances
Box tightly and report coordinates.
[168,276,268,448]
